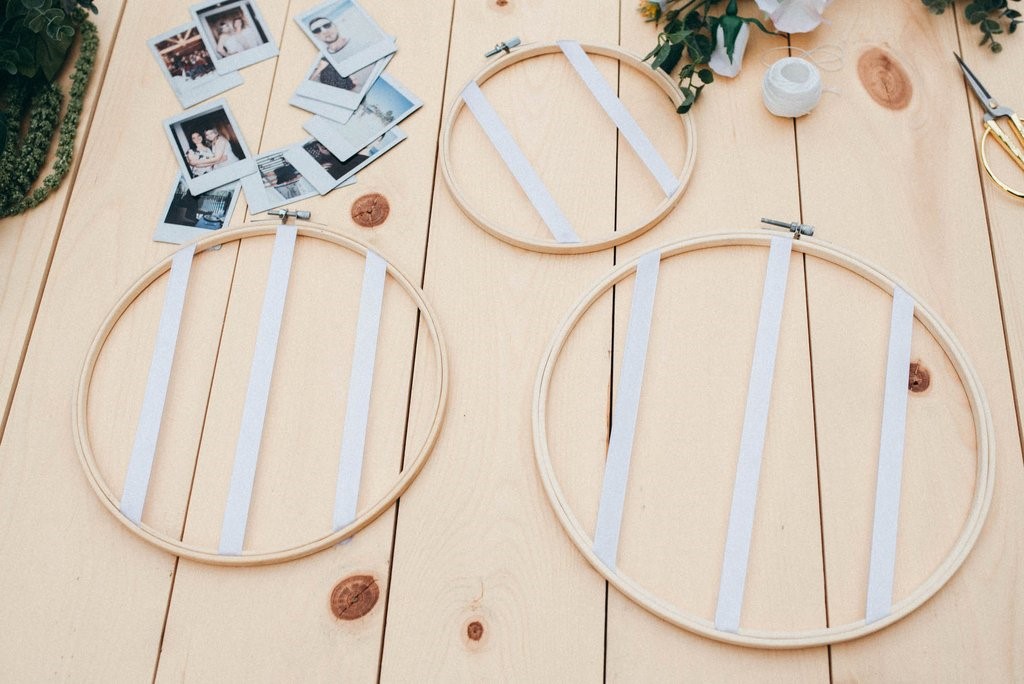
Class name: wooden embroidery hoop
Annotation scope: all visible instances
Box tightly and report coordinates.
[532,230,995,648]
[73,224,449,566]
[440,41,697,254]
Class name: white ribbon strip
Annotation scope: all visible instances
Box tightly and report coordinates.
[219,226,298,555]
[865,286,914,623]
[333,251,388,531]
[120,243,196,524]
[460,81,581,244]
[557,40,679,198]
[715,236,793,633]
[593,250,661,569]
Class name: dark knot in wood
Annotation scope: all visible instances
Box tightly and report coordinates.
[467,620,484,641]
[858,48,912,110]
[908,362,930,393]
[330,575,380,620]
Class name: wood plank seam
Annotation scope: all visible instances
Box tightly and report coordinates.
[0,0,130,444]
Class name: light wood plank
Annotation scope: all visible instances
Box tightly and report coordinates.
[0,3,125,436]
[794,2,1024,679]
[378,1,621,679]
[152,0,456,679]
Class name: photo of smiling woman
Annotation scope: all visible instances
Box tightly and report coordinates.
[191,0,279,72]
[164,99,255,195]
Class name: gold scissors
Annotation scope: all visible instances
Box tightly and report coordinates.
[955,53,1024,199]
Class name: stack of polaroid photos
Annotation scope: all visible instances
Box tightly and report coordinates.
[151,0,279,244]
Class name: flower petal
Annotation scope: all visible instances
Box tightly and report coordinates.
[755,0,781,13]
[770,0,833,33]
[709,22,750,78]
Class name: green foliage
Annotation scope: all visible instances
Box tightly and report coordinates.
[641,0,773,114]
[922,0,1021,52]
[0,0,97,80]
[0,9,97,217]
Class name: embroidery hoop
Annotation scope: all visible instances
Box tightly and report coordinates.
[532,231,994,648]
[73,224,449,566]
[440,41,697,254]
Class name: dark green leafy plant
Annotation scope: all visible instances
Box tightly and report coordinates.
[922,0,1021,52]
[641,0,772,113]
[0,1,98,218]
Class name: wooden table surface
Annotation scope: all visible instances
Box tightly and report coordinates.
[2,0,1023,680]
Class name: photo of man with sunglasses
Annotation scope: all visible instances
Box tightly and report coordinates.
[308,16,349,54]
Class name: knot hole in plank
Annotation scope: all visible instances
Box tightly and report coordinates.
[858,48,912,110]
[330,575,380,620]
[908,361,930,393]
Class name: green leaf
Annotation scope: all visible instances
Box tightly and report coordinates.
[718,14,744,59]
[660,42,684,74]
[35,23,71,81]
[697,68,714,83]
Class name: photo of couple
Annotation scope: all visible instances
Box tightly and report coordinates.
[191,0,279,72]
[164,100,255,195]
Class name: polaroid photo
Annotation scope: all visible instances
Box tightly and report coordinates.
[154,175,241,244]
[163,98,256,195]
[290,93,355,125]
[302,74,421,162]
[295,0,396,76]
[191,0,279,73]
[295,52,391,110]
[284,128,406,195]
[148,22,243,108]
[241,146,323,213]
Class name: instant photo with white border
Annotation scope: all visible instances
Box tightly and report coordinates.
[295,0,396,76]
[302,74,421,161]
[163,98,256,195]
[242,145,333,213]
[295,52,391,110]
[148,22,243,108]
[154,175,241,244]
[191,0,279,73]
[285,128,405,195]
[289,93,355,125]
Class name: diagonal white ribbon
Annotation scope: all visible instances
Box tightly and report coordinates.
[557,40,680,198]
[460,81,581,244]
[120,243,196,525]
[865,286,914,623]
[218,226,298,555]
[593,250,662,569]
[333,251,388,531]
[715,235,792,633]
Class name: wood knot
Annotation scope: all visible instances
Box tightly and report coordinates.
[495,0,508,5]
[466,620,484,641]
[857,48,912,110]
[351,193,390,227]
[330,575,379,620]
[908,362,930,393]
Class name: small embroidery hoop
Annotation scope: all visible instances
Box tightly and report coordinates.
[74,224,449,566]
[532,231,994,648]
[440,42,697,254]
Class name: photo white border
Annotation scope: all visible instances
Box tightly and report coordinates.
[285,128,405,195]
[148,21,244,108]
[190,0,279,73]
[154,175,242,244]
[294,52,391,110]
[302,74,421,161]
[295,0,395,76]
[289,93,355,125]
[242,145,325,213]
[163,98,256,195]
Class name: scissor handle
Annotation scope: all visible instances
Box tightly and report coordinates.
[981,127,1024,199]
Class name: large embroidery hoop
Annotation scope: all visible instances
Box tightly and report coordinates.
[74,224,449,566]
[532,230,994,648]
[440,41,697,254]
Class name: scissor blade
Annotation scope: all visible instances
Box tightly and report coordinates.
[954,52,999,116]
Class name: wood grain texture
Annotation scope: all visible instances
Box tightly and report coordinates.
[795,1,1024,679]
[0,2,126,437]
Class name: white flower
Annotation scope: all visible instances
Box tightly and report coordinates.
[755,0,833,33]
[708,22,750,78]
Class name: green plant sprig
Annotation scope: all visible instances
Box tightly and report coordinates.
[922,0,1021,52]
[641,0,773,114]
[0,10,97,218]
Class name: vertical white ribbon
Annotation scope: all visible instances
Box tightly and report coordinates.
[593,250,661,569]
[120,243,197,525]
[557,40,679,197]
[333,251,388,531]
[715,236,793,633]
[865,286,915,623]
[219,226,298,555]
[460,81,581,244]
